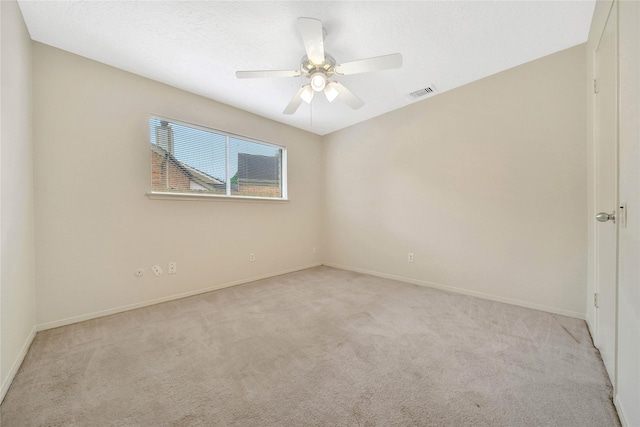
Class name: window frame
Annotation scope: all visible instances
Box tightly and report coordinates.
[147,115,288,202]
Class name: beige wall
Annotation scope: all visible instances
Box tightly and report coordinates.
[0,0,37,400]
[323,45,587,318]
[32,43,323,328]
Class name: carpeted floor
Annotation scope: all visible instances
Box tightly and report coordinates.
[1,266,620,426]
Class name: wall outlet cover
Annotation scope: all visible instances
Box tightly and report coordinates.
[151,265,163,276]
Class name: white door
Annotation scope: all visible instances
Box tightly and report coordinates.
[594,2,618,383]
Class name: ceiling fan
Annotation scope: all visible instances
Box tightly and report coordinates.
[236,17,403,115]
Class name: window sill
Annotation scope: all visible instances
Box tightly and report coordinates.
[146,191,289,203]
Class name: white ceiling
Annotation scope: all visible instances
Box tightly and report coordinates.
[18,1,595,136]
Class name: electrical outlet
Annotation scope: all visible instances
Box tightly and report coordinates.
[250,253,256,262]
[134,268,145,277]
[168,262,177,274]
[151,265,163,276]
[408,253,414,262]
[313,247,318,254]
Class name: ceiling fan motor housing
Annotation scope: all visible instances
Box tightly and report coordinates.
[301,54,336,92]
[301,54,336,73]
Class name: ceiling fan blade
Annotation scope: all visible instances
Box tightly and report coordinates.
[283,86,307,115]
[331,82,364,110]
[236,70,302,79]
[335,53,403,75]
[297,17,325,65]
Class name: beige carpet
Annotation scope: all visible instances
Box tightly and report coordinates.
[1,266,619,426]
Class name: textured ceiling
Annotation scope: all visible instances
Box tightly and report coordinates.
[18,1,595,136]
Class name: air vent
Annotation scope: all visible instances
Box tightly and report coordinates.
[409,86,437,99]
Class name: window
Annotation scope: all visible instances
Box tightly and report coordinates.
[150,117,286,199]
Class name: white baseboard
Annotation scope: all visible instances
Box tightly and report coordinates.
[324,263,585,320]
[614,395,628,427]
[37,263,323,331]
[1,325,36,404]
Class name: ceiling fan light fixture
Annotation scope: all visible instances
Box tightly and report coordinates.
[300,85,314,104]
[324,82,339,102]
[310,72,327,92]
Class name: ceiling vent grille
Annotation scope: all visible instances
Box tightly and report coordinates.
[409,86,437,99]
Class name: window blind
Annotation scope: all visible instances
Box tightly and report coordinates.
[150,117,285,199]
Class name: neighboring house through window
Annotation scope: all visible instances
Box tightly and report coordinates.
[150,117,286,199]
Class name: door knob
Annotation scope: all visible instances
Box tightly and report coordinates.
[596,211,616,223]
